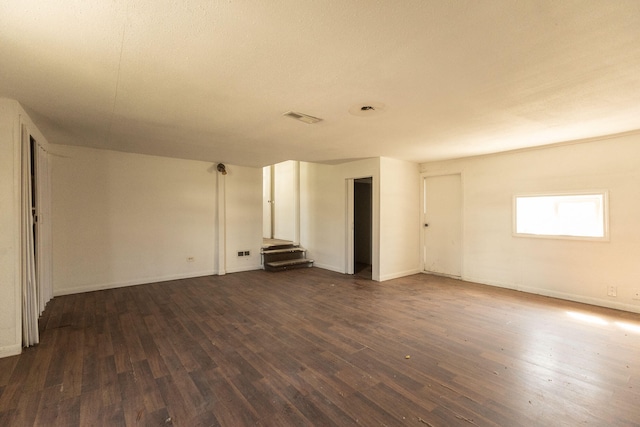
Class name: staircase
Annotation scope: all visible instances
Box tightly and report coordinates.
[261,241,314,272]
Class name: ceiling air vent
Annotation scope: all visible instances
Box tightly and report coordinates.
[283,111,322,124]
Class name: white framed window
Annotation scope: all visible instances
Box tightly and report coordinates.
[513,191,609,240]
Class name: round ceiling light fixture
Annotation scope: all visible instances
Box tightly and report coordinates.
[349,102,386,117]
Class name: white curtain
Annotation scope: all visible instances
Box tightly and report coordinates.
[35,142,53,313]
[21,125,53,347]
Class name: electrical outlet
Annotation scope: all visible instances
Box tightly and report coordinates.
[607,285,617,297]
[237,251,244,257]
[187,257,195,262]
[244,250,250,256]
[633,289,640,300]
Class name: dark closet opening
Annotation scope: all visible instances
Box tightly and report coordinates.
[354,177,372,279]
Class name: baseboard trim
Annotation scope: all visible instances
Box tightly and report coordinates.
[422,270,462,280]
[226,265,262,274]
[461,275,640,314]
[53,270,216,296]
[379,268,422,282]
[0,343,21,358]
[312,262,344,274]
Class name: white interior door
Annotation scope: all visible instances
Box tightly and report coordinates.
[262,166,272,239]
[263,161,300,243]
[423,174,462,277]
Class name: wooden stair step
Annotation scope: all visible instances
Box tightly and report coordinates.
[265,258,314,272]
[261,247,305,255]
[266,258,314,268]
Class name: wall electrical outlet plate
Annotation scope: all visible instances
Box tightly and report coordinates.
[633,289,640,300]
[607,285,617,297]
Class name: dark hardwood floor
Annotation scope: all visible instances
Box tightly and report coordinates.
[1,268,639,426]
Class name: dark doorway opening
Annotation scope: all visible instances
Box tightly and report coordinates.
[354,178,372,279]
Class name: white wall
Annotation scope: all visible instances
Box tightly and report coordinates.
[300,161,344,272]
[0,98,50,357]
[225,165,263,273]
[0,99,21,357]
[52,145,262,295]
[421,134,640,313]
[379,157,421,281]
[300,158,380,278]
[300,157,420,282]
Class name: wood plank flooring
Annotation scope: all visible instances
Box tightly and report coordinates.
[1,268,639,426]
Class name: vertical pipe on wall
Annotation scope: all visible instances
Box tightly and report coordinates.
[270,165,275,239]
[293,161,300,245]
[215,171,226,275]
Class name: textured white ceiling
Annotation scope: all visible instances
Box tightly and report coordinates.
[2,1,640,167]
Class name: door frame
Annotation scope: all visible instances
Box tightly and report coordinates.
[420,172,464,278]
